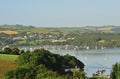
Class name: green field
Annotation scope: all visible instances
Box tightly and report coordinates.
[0,54,18,61]
[0,54,18,78]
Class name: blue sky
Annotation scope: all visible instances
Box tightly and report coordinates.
[0,0,120,27]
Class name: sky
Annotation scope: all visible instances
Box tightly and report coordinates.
[0,0,120,27]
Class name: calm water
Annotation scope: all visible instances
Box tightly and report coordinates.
[50,48,120,77]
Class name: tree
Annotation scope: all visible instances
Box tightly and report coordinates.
[12,48,20,55]
[3,47,12,54]
[5,66,37,79]
[19,50,25,54]
[64,54,84,69]
[111,62,120,79]
[72,70,85,79]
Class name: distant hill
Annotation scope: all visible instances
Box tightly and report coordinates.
[0,24,120,33]
[112,27,120,33]
[84,26,120,33]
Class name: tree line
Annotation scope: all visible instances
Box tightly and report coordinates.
[0,47,21,55]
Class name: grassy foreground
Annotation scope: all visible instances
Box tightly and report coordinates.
[0,54,18,61]
[0,54,18,78]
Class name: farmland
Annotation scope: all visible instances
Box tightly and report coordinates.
[0,54,18,78]
[97,27,112,31]
[0,30,18,35]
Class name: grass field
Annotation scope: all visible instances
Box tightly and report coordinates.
[0,54,18,61]
[0,54,18,79]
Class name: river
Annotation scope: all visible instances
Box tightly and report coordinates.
[49,48,120,77]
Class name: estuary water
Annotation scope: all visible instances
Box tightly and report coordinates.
[50,48,120,77]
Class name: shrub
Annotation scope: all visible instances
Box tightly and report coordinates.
[111,62,120,79]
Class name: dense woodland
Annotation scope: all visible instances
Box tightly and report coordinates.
[4,48,85,79]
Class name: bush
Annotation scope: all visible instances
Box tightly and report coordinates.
[5,66,37,79]
[111,62,120,79]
